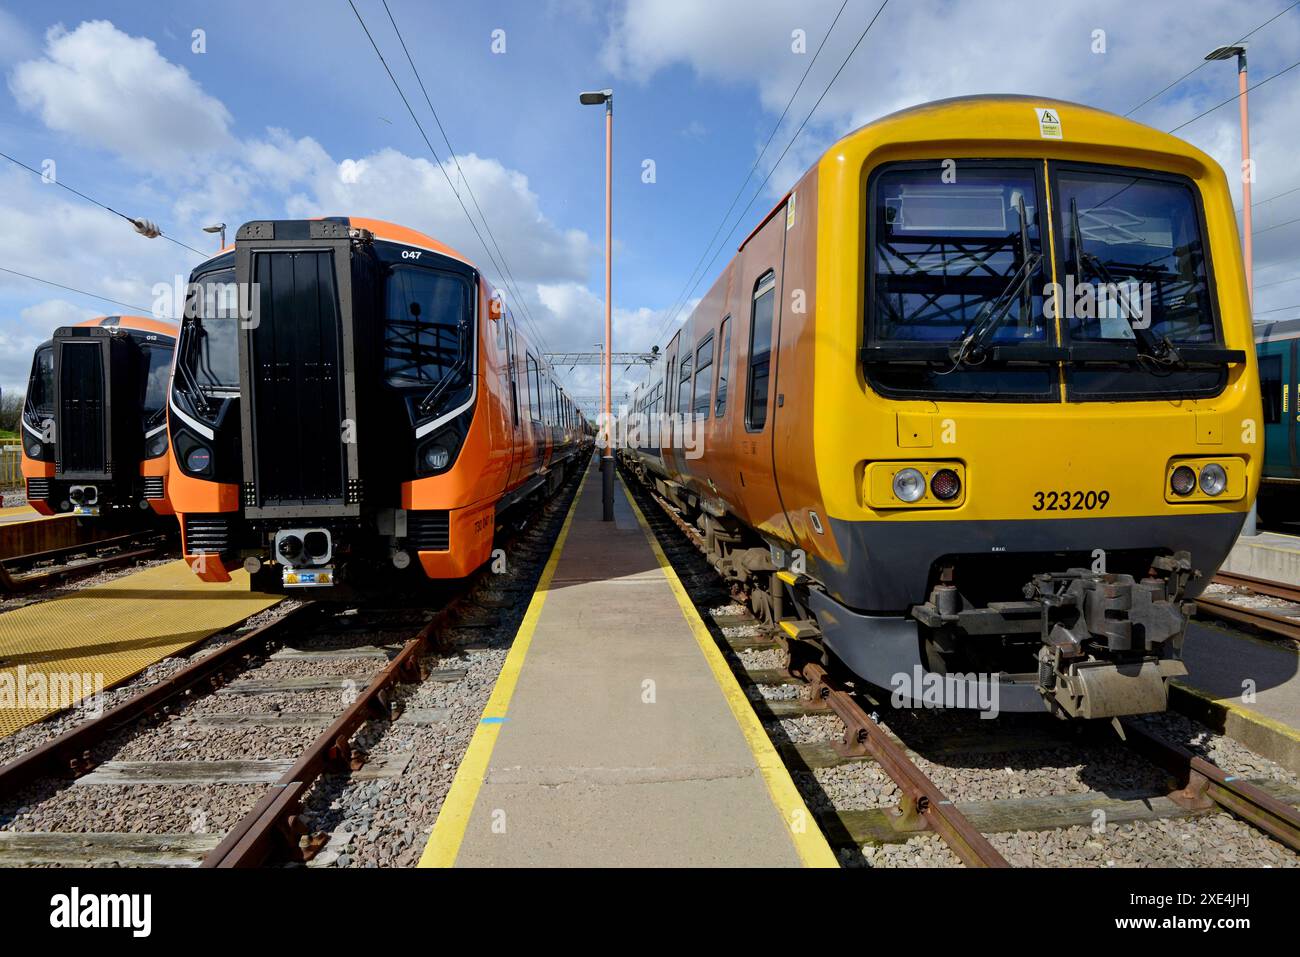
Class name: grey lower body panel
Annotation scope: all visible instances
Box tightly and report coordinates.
[808,589,1048,714]
[818,511,1246,611]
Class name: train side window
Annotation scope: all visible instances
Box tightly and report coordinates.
[507,325,519,427]
[1259,353,1283,425]
[677,351,693,416]
[746,271,776,431]
[665,358,675,413]
[693,334,714,417]
[526,353,541,422]
[715,317,731,417]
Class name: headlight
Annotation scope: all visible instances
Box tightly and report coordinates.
[1170,465,1197,496]
[185,447,212,473]
[26,443,41,458]
[930,468,961,501]
[892,467,926,503]
[423,445,450,471]
[147,433,168,458]
[1199,463,1227,496]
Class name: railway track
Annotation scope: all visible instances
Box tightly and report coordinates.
[1196,571,1300,642]
[627,467,1300,867]
[0,464,586,868]
[0,526,175,593]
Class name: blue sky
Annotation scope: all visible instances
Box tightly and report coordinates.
[2,0,1299,403]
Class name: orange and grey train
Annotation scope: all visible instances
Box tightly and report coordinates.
[167,217,588,591]
[21,315,177,518]
[622,95,1260,720]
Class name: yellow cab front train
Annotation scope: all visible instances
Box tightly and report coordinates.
[622,95,1259,720]
[166,217,587,592]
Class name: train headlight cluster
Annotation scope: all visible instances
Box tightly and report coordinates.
[1169,465,1197,497]
[146,433,168,459]
[1199,463,1228,496]
[930,468,962,501]
[892,468,926,503]
[185,447,212,474]
[865,461,966,509]
[423,445,451,472]
[1165,458,1244,503]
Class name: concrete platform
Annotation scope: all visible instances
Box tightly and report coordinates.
[1221,530,1300,588]
[420,460,836,868]
[1175,621,1300,775]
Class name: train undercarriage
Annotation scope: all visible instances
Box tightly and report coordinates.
[627,460,1199,721]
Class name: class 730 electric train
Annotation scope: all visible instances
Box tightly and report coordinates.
[21,315,177,519]
[622,94,1260,721]
[167,217,587,590]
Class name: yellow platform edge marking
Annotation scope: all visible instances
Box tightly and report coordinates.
[418,467,589,868]
[621,482,840,869]
[1170,678,1300,746]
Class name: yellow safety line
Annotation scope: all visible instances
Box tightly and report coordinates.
[418,467,589,868]
[1170,679,1300,746]
[620,481,840,869]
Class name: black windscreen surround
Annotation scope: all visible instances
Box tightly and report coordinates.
[57,341,107,474]
[250,250,347,506]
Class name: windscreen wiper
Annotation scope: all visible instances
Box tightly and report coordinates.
[949,194,1043,368]
[417,320,470,418]
[1069,198,1181,366]
[174,324,213,417]
[949,250,1042,367]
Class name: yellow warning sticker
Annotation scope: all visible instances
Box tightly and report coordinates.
[1035,107,1063,139]
[786,191,797,230]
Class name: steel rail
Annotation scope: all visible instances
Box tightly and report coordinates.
[1121,718,1300,851]
[796,659,1010,867]
[1195,593,1300,641]
[0,529,174,592]
[0,601,303,794]
[201,611,449,868]
[1212,570,1300,605]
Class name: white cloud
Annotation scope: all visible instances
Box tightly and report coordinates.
[0,300,97,394]
[603,0,1300,320]
[284,148,593,285]
[9,20,233,170]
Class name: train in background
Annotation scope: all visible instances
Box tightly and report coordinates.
[21,315,177,519]
[622,94,1260,721]
[168,217,588,591]
[1253,318,1300,521]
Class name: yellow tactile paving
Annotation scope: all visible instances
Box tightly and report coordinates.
[0,560,279,736]
[0,504,44,526]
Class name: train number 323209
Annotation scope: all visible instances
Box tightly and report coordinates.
[1032,490,1111,511]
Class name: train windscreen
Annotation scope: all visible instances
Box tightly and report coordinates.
[382,266,473,412]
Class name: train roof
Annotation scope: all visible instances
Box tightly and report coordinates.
[209,217,472,269]
[738,94,1219,255]
[824,93,1214,165]
[45,315,178,344]
[1255,318,1300,343]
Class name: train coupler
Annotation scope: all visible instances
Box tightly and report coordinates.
[1028,551,1196,719]
[912,552,1198,719]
